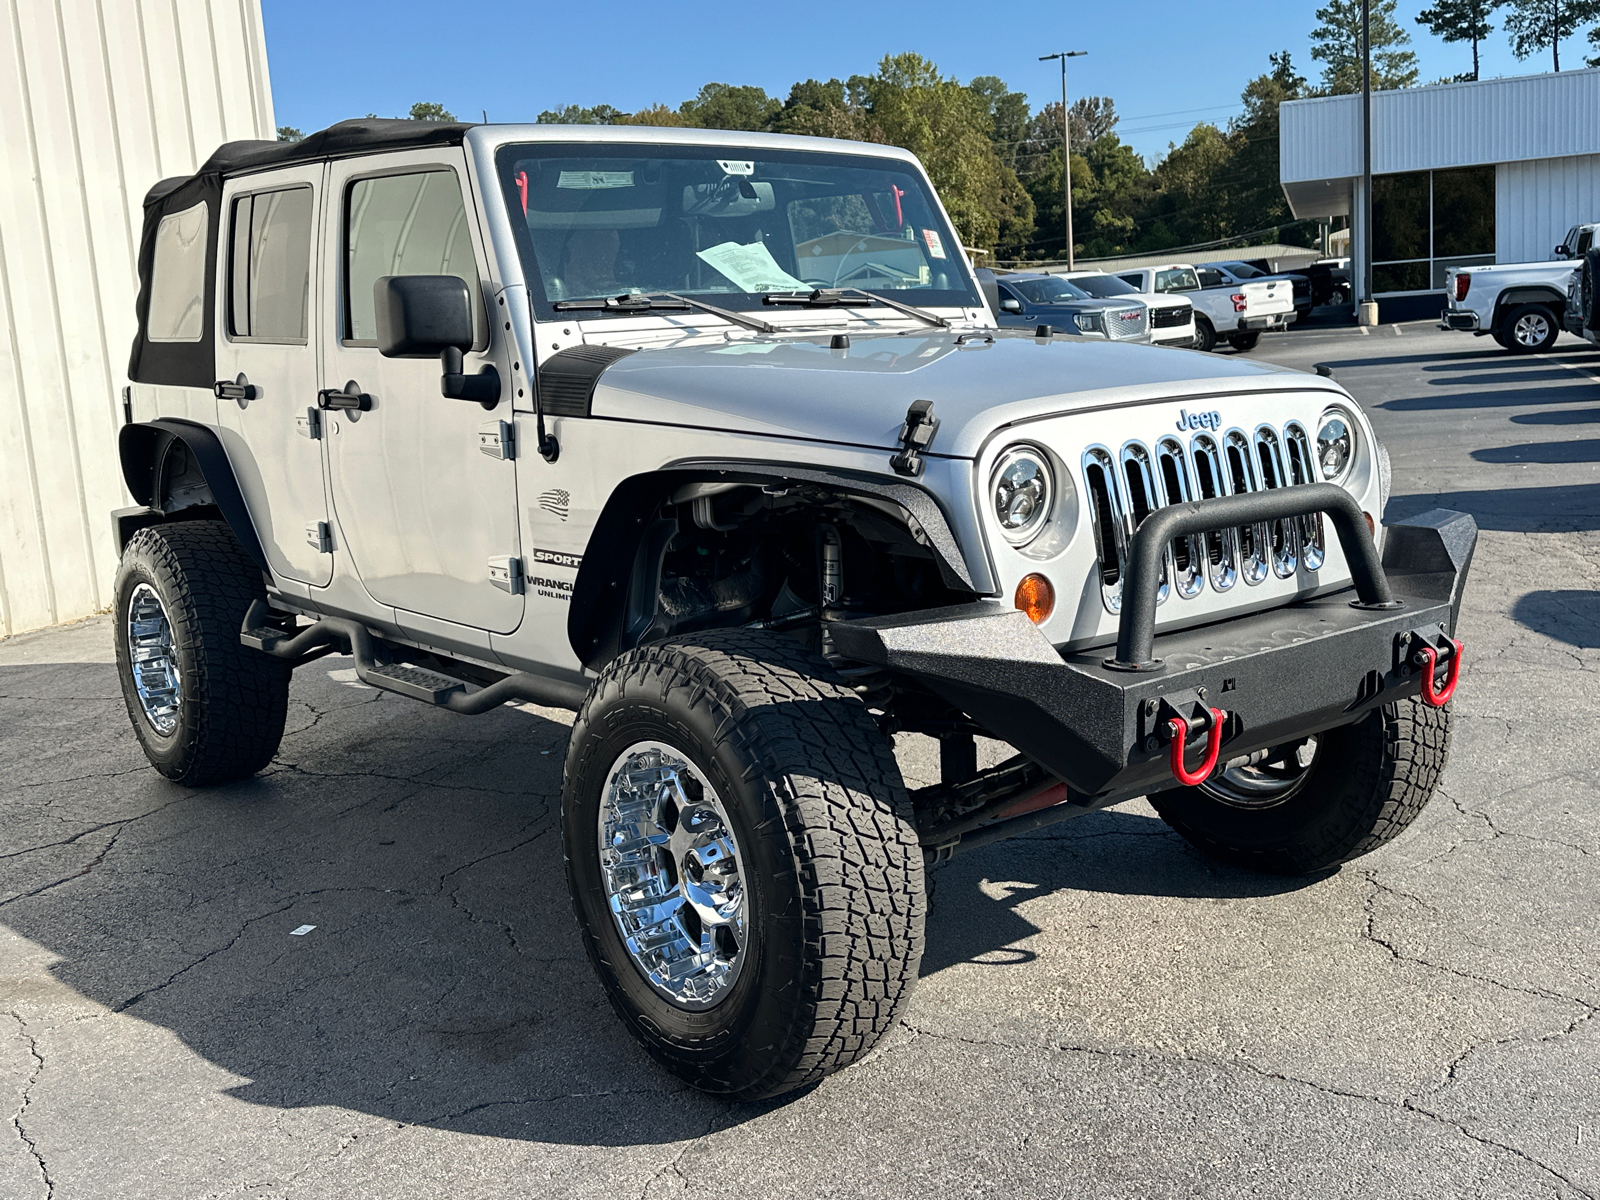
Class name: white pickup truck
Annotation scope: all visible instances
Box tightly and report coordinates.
[1115,263,1296,353]
[1441,222,1597,353]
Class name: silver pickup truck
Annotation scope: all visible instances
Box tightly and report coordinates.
[109,119,1475,1100]
[1442,223,1596,352]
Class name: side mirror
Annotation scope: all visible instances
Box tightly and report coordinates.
[1555,245,1571,258]
[374,275,500,407]
[1000,297,1022,313]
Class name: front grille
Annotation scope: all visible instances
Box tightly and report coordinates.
[1151,304,1192,329]
[1082,423,1333,614]
[1105,307,1149,340]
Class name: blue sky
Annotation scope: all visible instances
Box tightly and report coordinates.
[262,0,1586,163]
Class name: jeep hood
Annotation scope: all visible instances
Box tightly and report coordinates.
[587,332,1341,459]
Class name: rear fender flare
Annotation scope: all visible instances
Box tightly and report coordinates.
[117,419,269,572]
[1493,287,1565,329]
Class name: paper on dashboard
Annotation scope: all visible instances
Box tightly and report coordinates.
[695,241,807,293]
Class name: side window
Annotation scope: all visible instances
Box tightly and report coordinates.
[344,170,482,346]
[1117,273,1142,289]
[229,187,314,341]
[1579,229,1594,255]
[147,201,209,342]
[1194,269,1224,289]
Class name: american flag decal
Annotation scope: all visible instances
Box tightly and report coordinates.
[537,489,571,520]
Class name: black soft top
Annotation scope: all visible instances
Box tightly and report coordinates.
[131,120,473,388]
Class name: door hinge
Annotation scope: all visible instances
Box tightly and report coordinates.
[488,555,524,594]
[478,419,515,460]
[296,408,322,440]
[306,521,332,553]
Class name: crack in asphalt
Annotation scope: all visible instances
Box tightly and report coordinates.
[0,826,129,910]
[895,1019,1597,1198]
[7,1011,53,1200]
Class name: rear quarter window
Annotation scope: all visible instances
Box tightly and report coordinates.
[147,201,209,342]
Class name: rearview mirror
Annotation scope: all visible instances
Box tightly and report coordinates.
[374,276,500,407]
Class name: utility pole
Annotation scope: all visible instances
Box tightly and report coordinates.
[1359,0,1377,326]
[1039,50,1087,269]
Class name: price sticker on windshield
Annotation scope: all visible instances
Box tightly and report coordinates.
[922,228,947,260]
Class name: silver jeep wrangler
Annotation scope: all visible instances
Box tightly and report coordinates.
[113,119,1476,1100]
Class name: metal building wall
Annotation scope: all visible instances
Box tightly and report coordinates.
[0,0,273,638]
[1497,154,1600,263]
[1280,68,1600,185]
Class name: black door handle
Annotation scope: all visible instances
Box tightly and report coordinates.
[318,381,371,411]
[214,374,258,401]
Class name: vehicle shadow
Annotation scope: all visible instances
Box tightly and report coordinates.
[0,664,1332,1145]
[1510,408,1600,425]
[1472,438,1600,464]
[1510,590,1600,648]
[1386,484,1600,531]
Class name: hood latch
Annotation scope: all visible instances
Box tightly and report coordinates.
[890,399,940,477]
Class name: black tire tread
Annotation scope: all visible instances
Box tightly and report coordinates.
[116,521,289,786]
[1150,698,1450,875]
[566,629,924,1099]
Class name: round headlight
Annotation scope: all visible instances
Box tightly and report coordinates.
[1317,411,1354,480]
[992,446,1053,545]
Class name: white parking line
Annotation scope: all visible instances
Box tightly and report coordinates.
[1550,353,1600,383]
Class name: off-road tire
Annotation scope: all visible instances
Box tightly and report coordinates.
[114,521,290,786]
[563,630,924,1100]
[1500,303,1560,354]
[1148,697,1450,876]
[1227,331,1262,352]
[1194,316,1218,353]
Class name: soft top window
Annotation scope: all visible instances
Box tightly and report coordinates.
[147,201,209,342]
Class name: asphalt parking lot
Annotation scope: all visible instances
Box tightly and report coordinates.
[3,322,1598,1199]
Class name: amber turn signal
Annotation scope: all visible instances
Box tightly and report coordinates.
[1014,573,1055,624]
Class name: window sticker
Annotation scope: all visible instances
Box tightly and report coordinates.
[695,240,808,293]
[922,228,947,260]
[557,170,635,190]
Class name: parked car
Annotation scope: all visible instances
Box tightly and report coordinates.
[1442,223,1596,353]
[110,119,1474,1102]
[1061,270,1195,347]
[975,268,1152,342]
[1116,263,1297,352]
[1240,257,1351,309]
[1201,260,1313,316]
[1579,247,1600,348]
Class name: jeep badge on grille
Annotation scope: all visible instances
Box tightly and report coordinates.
[1176,408,1223,432]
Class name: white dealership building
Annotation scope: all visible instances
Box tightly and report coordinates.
[1279,67,1600,322]
[0,1,274,638]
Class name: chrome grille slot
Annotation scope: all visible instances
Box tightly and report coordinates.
[1120,442,1170,605]
[1253,426,1299,578]
[1224,430,1271,585]
[1284,423,1326,570]
[1155,437,1205,598]
[1189,434,1238,592]
[1082,447,1126,611]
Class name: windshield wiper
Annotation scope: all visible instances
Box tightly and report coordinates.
[763,287,951,329]
[553,291,776,334]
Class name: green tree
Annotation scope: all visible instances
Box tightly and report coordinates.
[620,103,690,127]
[1416,0,1503,79]
[1503,0,1600,70]
[678,83,780,131]
[1150,123,1236,244]
[1069,96,1119,144]
[276,125,304,142]
[1226,52,1311,243]
[408,101,455,122]
[1311,0,1420,92]
[536,104,627,124]
[1590,21,1600,63]
[967,76,1030,170]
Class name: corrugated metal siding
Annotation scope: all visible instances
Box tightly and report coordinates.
[1496,155,1600,262]
[1282,68,1600,183]
[0,0,272,637]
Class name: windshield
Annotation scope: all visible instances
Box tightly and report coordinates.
[495,144,979,320]
[1155,267,1199,293]
[1220,262,1266,278]
[1065,274,1138,298]
[1008,276,1092,304]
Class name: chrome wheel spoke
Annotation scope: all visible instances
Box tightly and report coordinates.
[126,583,181,736]
[598,742,748,1010]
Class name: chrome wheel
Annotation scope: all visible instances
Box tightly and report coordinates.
[598,742,748,1010]
[127,582,181,736]
[1200,736,1320,810]
[1513,312,1551,347]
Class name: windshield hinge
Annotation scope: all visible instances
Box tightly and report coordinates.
[890,400,940,478]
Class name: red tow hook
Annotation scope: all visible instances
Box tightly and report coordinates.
[1418,637,1464,707]
[1167,707,1226,787]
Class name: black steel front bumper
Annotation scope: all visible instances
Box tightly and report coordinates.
[832,501,1476,805]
